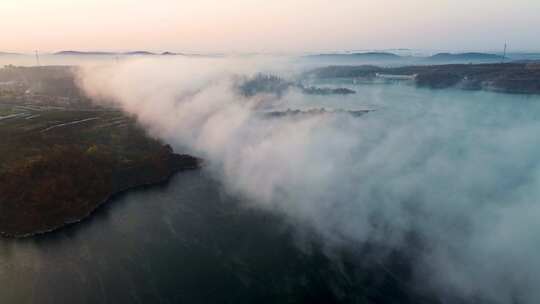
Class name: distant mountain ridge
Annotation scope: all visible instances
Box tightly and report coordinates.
[53,50,182,56]
[55,51,117,56]
[4,50,538,64]
[304,51,512,63]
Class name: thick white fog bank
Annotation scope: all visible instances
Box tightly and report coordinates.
[78,57,540,303]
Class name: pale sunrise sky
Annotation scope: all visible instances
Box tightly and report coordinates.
[1,0,539,53]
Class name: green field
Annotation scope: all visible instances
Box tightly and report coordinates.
[0,103,160,172]
[0,101,199,237]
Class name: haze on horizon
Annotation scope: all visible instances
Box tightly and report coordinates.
[1,0,540,54]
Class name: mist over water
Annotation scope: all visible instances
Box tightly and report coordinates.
[76,57,540,303]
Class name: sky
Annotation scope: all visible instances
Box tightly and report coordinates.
[1,0,540,54]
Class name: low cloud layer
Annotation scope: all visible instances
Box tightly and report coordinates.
[78,57,540,303]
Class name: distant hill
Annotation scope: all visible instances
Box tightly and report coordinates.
[54,51,116,56]
[54,50,172,56]
[50,51,218,58]
[350,52,401,59]
[307,52,402,61]
[426,52,504,62]
[123,51,156,56]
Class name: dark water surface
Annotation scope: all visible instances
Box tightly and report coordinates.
[0,171,380,303]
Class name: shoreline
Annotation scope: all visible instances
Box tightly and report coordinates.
[0,157,202,239]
